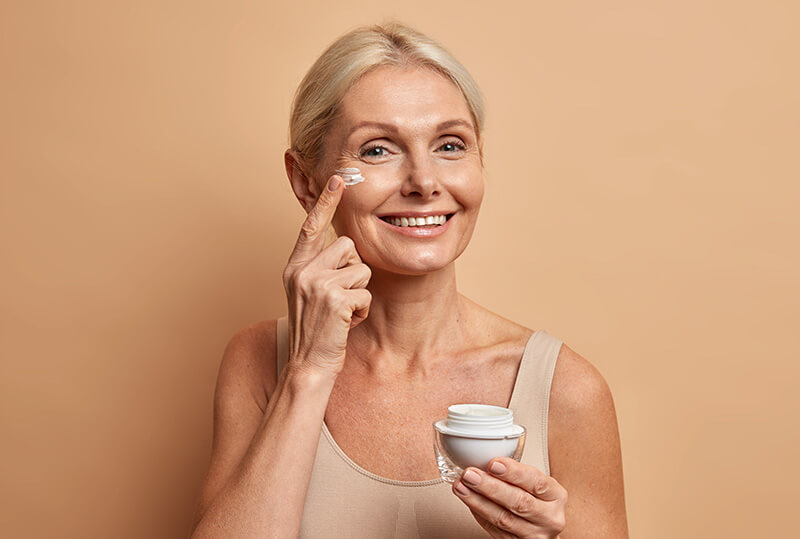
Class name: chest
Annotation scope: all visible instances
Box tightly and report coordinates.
[323,356,521,482]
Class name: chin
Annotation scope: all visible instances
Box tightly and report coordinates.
[365,247,465,276]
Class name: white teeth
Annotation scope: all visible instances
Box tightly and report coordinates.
[385,214,449,227]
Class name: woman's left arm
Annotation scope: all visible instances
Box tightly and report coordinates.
[452,344,629,538]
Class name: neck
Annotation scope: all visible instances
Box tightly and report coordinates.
[347,263,469,375]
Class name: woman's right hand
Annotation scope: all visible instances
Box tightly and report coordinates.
[282,175,372,379]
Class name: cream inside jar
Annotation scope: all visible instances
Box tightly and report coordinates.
[433,404,526,483]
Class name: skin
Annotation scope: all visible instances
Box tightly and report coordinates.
[279,65,629,537]
[288,64,486,364]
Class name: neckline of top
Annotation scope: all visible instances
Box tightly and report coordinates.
[319,327,543,487]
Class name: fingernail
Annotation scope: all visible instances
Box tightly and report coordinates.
[489,461,507,475]
[454,480,470,496]
[328,176,341,191]
[462,469,481,486]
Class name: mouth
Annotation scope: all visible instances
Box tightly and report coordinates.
[378,213,456,228]
[375,212,457,238]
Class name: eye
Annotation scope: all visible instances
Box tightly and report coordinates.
[360,144,390,158]
[437,139,467,153]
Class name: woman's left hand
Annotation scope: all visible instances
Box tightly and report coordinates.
[452,457,568,538]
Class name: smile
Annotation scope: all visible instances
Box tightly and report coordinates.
[380,214,452,227]
[376,212,456,238]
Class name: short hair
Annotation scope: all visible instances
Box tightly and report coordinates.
[288,21,486,178]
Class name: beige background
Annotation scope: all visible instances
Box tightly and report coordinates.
[1,1,798,537]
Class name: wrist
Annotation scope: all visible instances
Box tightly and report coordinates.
[283,361,338,396]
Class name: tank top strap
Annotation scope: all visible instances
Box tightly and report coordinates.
[508,329,563,477]
[276,316,289,376]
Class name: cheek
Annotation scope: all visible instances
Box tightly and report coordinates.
[448,168,484,208]
[356,165,400,187]
[332,186,383,231]
[341,170,395,208]
[469,178,485,206]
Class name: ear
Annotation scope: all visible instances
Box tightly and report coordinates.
[284,149,320,214]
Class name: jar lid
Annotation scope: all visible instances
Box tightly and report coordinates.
[433,404,525,439]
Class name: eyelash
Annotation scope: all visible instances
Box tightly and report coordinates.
[360,139,467,158]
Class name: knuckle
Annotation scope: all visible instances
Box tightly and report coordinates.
[510,491,534,516]
[292,267,311,289]
[553,513,566,532]
[492,508,515,530]
[320,280,337,299]
[361,263,372,279]
[328,286,348,308]
[360,291,372,308]
[533,476,549,496]
[300,270,325,300]
[299,219,320,241]
[338,235,355,249]
[346,288,360,304]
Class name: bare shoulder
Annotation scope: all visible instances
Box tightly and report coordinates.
[547,342,629,537]
[219,319,279,413]
[193,319,278,526]
[549,343,615,423]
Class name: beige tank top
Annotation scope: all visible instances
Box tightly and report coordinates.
[275,316,563,538]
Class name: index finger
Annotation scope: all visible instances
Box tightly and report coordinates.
[288,175,344,266]
[486,458,564,502]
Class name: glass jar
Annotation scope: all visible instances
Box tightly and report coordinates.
[433,404,526,483]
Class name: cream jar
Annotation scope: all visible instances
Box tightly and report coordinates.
[433,404,526,483]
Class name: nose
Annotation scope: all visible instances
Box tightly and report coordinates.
[400,152,442,199]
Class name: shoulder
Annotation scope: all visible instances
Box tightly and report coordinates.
[194,320,279,526]
[546,342,629,535]
[217,319,279,414]
[549,342,615,423]
[548,342,619,460]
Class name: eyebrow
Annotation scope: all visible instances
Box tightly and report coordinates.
[347,119,475,138]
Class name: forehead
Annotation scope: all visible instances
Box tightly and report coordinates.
[336,65,474,132]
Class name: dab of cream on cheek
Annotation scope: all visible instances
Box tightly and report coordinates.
[433,404,527,483]
[335,167,366,187]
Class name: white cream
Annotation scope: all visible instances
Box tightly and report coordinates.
[335,167,366,186]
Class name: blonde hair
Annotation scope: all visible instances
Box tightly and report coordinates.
[288,21,486,179]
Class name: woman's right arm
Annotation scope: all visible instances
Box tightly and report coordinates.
[191,175,371,537]
[191,341,337,538]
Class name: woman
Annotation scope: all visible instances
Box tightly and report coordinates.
[192,22,628,538]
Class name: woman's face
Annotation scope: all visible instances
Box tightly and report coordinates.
[315,64,484,276]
